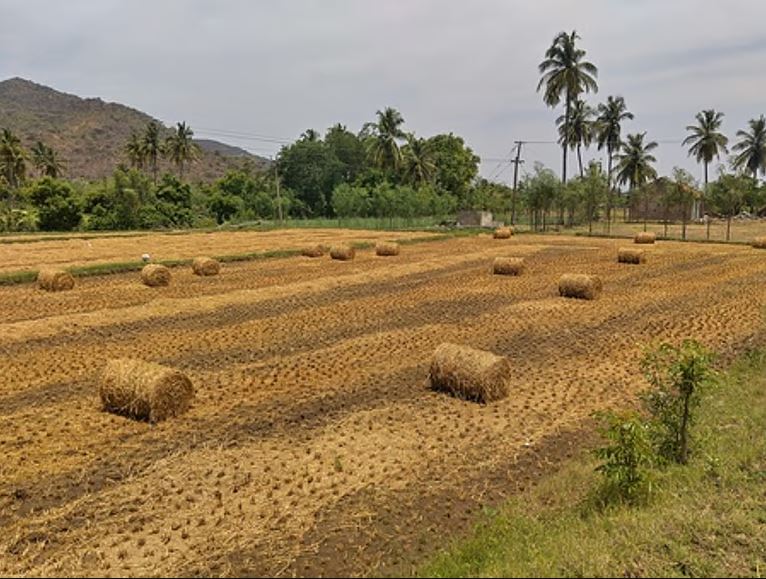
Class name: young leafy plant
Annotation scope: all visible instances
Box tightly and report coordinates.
[640,339,716,465]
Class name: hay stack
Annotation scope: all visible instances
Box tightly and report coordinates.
[37,269,75,292]
[617,247,646,264]
[141,263,171,287]
[330,245,355,261]
[752,237,766,249]
[100,358,195,422]
[493,257,525,276]
[429,343,511,403]
[558,273,602,300]
[493,227,513,239]
[192,256,220,276]
[375,241,400,256]
[634,231,656,244]
[302,245,325,258]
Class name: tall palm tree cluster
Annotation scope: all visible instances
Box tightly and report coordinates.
[537,30,766,213]
[125,121,200,183]
[0,129,65,189]
[363,107,437,185]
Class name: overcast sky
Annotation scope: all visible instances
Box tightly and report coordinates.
[2,0,765,185]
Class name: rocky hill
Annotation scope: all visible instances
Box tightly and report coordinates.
[0,78,270,181]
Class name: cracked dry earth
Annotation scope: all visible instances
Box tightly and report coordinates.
[1,233,765,577]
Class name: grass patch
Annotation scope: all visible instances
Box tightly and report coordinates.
[215,249,302,263]
[69,261,152,277]
[420,349,766,578]
[0,269,39,285]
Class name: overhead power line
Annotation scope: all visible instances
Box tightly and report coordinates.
[194,127,292,144]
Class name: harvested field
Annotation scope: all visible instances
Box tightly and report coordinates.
[1,232,766,577]
[0,228,436,273]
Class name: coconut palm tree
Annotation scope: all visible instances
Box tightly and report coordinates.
[30,141,65,178]
[164,122,200,181]
[537,30,598,184]
[683,110,728,204]
[143,121,163,184]
[595,96,633,231]
[365,107,406,173]
[125,131,146,170]
[556,99,594,178]
[732,115,766,180]
[595,96,633,187]
[614,132,658,231]
[0,129,27,189]
[402,134,436,185]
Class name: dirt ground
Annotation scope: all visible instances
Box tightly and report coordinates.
[0,228,435,273]
[1,233,765,577]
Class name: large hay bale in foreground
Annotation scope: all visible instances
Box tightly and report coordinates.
[752,237,766,249]
[302,245,325,258]
[493,227,513,239]
[141,263,171,287]
[192,256,220,276]
[330,245,355,261]
[375,241,400,256]
[100,358,195,422]
[617,247,646,264]
[493,257,525,276]
[37,269,75,292]
[634,231,656,244]
[558,273,602,300]
[428,343,511,403]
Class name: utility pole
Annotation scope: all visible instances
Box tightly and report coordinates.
[272,156,284,224]
[510,140,525,225]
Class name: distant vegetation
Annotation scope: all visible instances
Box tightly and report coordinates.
[0,107,494,232]
[1,31,766,234]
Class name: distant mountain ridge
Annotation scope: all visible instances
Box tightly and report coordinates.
[0,77,270,181]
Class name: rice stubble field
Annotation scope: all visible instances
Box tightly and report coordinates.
[1,231,765,577]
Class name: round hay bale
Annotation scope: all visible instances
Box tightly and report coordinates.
[428,343,511,403]
[634,231,656,244]
[493,227,512,239]
[302,245,325,258]
[375,241,400,256]
[493,257,525,276]
[37,269,75,292]
[141,263,171,287]
[617,247,646,264]
[192,256,220,276]
[330,245,355,261]
[558,273,602,300]
[100,358,195,423]
[752,237,766,249]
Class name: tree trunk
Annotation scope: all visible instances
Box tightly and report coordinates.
[562,95,570,184]
[727,216,731,241]
[606,148,613,234]
[643,191,648,232]
[679,389,691,464]
[577,145,584,178]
